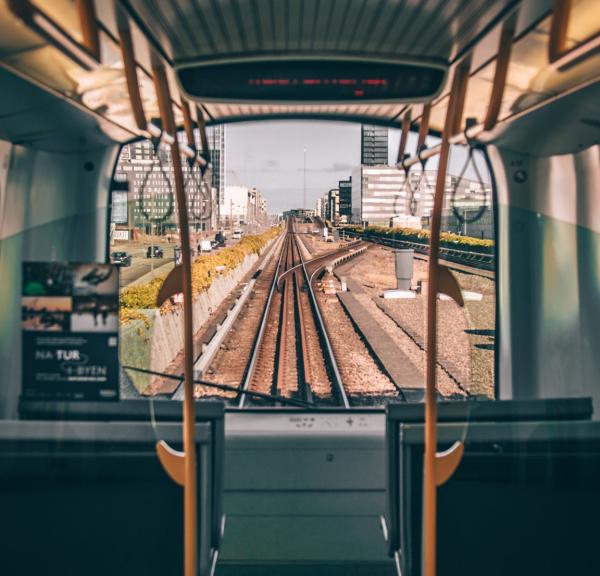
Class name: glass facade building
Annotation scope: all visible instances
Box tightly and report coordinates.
[361,125,388,165]
[112,126,225,232]
[338,177,352,222]
[351,165,493,237]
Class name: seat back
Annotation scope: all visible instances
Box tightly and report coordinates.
[385,398,593,561]
[398,419,600,576]
[7,399,226,576]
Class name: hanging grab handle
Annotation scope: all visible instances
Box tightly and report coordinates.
[138,129,174,223]
[449,118,488,225]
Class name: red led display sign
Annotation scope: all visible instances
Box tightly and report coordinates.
[179,60,445,102]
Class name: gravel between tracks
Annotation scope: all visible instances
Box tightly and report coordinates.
[338,245,495,398]
[316,288,398,398]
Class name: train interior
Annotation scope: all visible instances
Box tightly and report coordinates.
[0,1,599,575]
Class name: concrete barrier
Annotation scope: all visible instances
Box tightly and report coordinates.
[121,238,275,394]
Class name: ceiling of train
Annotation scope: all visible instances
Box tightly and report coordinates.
[123,0,515,124]
[0,0,598,148]
[126,0,513,65]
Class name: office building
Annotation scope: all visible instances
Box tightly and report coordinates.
[361,125,388,166]
[338,177,352,222]
[113,126,225,234]
[351,165,493,237]
[315,197,324,220]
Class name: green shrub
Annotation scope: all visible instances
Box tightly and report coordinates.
[120,227,281,319]
[344,225,494,254]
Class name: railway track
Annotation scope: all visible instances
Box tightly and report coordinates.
[238,220,353,408]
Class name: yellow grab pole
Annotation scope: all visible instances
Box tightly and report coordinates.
[422,61,470,576]
[396,109,412,164]
[417,102,431,151]
[117,17,147,131]
[152,62,197,576]
[76,0,100,61]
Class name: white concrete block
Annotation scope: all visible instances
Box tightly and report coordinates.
[439,290,483,301]
[383,289,416,299]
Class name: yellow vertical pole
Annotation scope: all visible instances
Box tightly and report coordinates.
[396,109,412,164]
[76,0,100,60]
[153,63,197,576]
[422,61,470,576]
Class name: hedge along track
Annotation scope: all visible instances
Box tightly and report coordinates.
[344,230,495,279]
[238,219,360,408]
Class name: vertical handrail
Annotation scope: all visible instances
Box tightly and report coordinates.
[484,13,517,131]
[396,109,412,163]
[450,61,470,136]
[76,0,100,60]
[117,16,147,131]
[181,99,197,149]
[417,103,431,151]
[549,0,572,62]
[153,61,198,576]
[195,106,210,156]
[422,61,470,576]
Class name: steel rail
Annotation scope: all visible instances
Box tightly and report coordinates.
[237,229,288,408]
[123,365,314,408]
[295,234,350,409]
[290,236,314,406]
[276,239,363,288]
[274,237,293,399]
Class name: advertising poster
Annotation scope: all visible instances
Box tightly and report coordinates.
[21,262,120,401]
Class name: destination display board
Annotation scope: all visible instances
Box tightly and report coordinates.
[21,262,119,401]
[179,60,445,102]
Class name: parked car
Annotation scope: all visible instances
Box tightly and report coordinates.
[146,246,164,258]
[232,228,243,240]
[214,231,226,247]
[110,251,132,267]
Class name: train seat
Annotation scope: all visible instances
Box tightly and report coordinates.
[385,399,598,576]
[1,400,225,576]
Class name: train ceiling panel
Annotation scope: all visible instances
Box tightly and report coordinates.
[1,1,599,141]
[122,0,515,66]
[121,0,516,123]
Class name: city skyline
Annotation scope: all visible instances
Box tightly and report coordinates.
[226,121,490,214]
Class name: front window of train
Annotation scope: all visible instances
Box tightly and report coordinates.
[113,123,496,408]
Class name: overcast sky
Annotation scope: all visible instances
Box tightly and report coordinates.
[225,120,488,214]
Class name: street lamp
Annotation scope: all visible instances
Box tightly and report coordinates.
[303,147,307,211]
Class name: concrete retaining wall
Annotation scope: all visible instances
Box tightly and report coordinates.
[121,241,273,393]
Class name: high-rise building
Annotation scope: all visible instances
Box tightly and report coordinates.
[315,197,324,220]
[113,126,226,234]
[338,177,352,222]
[361,125,388,165]
[205,124,225,208]
[351,165,493,237]
[327,188,340,223]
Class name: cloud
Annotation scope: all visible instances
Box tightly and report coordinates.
[296,163,356,173]
[332,162,355,171]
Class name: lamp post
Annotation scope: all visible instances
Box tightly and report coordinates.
[303,147,307,211]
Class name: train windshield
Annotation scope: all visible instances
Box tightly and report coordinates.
[112,125,496,409]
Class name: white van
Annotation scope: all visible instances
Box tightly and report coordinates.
[232,228,243,240]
